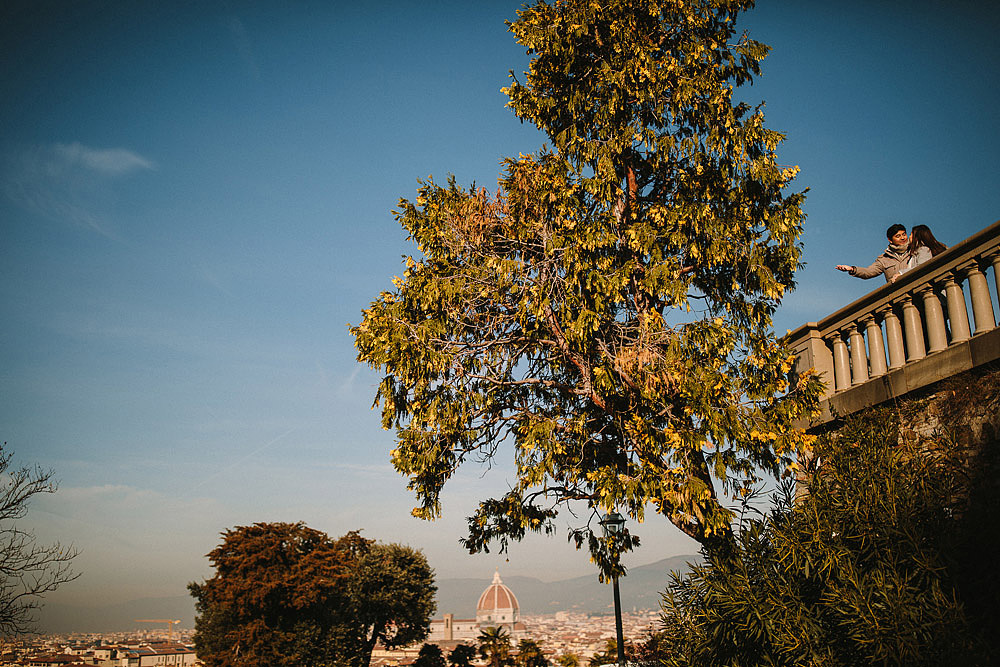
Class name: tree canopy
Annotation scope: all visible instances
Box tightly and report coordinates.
[516,639,550,667]
[352,0,821,572]
[349,541,437,661]
[588,639,630,667]
[415,643,447,667]
[556,653,580,667]
[449,643,477,667]
[478,626,512,667]
[189,523,435,667]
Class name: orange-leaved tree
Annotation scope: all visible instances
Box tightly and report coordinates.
[189,523,434,667]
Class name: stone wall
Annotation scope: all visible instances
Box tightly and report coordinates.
[896,363,1000,451]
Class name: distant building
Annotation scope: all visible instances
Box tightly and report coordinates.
[425,570,527,644]
[14,641,198,667]
[26,656,85,667]
[426,613,481,644]
[476,570,520,631]
[372,569,530,664]
[130,643,198,666]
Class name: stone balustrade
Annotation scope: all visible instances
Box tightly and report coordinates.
[788,220,1000,425]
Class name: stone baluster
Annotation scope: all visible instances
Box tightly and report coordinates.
[847,323,869,385]
[899,295,926,362]
[942,272,972,343]
[827,332,850,392]
[960,260,995,334]
[879,305,906,370]
[791,325,836,399]
[863,314,887,377]
[920,284,948,353]
[990,252,1000,312]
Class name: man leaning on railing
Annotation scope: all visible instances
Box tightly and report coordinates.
[835,223,909,283]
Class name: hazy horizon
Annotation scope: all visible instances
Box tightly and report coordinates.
[36,553,698,634]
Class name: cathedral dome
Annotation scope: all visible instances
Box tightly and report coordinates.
[476,570,519,626]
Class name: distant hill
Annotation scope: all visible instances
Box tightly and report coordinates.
[36,554,699,633]
[434,554,700,618]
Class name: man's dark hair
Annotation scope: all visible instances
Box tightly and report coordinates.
[886,223,906,240]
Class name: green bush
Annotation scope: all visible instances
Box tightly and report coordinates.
[654,409,995,666]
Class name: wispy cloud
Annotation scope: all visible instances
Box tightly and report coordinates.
[51,142,155,175]
[184,427,299,496]
[336,365,363,399]
[1,142,154,237]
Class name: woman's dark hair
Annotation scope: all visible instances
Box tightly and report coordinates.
[886,223,906,240]
[909,224,947,256]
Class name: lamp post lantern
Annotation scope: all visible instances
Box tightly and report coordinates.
[600,511,627,667]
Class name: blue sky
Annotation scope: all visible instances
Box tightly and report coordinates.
[2,1,998,610]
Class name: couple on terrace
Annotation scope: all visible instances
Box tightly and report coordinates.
[836,224,947,284]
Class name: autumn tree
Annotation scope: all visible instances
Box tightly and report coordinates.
[189,523,361,667]
[0,444,78,636]
[352,0,821,572]
[189,523,435,667]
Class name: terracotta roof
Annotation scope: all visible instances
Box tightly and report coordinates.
[27,655,85,665]
[476,570,519,612]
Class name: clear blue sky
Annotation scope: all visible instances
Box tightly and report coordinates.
[3,1,998,610]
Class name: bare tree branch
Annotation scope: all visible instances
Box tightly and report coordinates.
[0,444,79,636]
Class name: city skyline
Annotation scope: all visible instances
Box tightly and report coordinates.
[3,0,999,614]
[37,553,692,634]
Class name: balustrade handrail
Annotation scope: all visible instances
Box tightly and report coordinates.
[789,219,1000,341]
[787,219,1000,423]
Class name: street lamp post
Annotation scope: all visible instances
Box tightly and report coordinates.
[600,511,626,667]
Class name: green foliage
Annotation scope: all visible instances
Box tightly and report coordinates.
[557,653,580,667]
[478,625,512,667]
[349,541,437,660]
[416,644,447,667]
[653,410,994,666]
[588,639,618,667]
[588,639,637,667]
[449,644,477,667]
[631,631,671,665]
[516,638,551,667]
[189,523,435,667]
[352,0,822,575]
